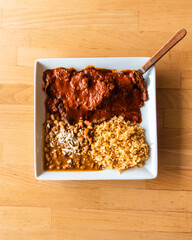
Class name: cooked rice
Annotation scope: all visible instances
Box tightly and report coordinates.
[90,116,150,173]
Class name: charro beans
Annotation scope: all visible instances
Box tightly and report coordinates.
[44,113,102,171]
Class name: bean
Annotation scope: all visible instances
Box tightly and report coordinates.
[51,114,55,121]
[87,125,93,129]
[80,165,86,170]
[44,147,49,152]
[84,145,89,153]
[78,137,83,143]
[49,163,56,170]
[74,126,78,134]
[45,126,49,133]
[84,120,92,126]
[84,128,89,136]
[56,166,61,170]
[45,135,49,143]
[49,131,54,139]
[52,126,58,132]
[81,159,85,165]
[54,120,59,125]
[45,153,50,161]
[90,162,94,169]
[53,152,57,160]
[60,122,65,130]
[78,120,83,127]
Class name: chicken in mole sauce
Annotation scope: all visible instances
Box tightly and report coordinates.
[43,66,148,124]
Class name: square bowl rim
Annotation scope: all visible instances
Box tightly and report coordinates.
[34,57,158,180]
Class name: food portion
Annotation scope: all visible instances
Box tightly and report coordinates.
[91,116,149,172]
[43,66,149,173]
[44,112,103,171]
[43,66,148,124]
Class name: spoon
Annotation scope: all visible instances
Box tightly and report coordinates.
[138,28,187,75]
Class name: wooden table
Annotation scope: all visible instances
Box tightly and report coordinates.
[0,0,192,239]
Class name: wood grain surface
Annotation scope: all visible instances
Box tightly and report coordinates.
[0,0,192,239]
[139,28,187,74]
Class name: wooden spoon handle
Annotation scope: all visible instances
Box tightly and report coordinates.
[138,28,187,74]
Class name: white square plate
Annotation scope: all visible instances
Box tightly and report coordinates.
[34,57,158,180]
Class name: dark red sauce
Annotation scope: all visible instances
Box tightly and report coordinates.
[43,66,148,124]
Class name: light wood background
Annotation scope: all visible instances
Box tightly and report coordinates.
[0,0,192,239]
